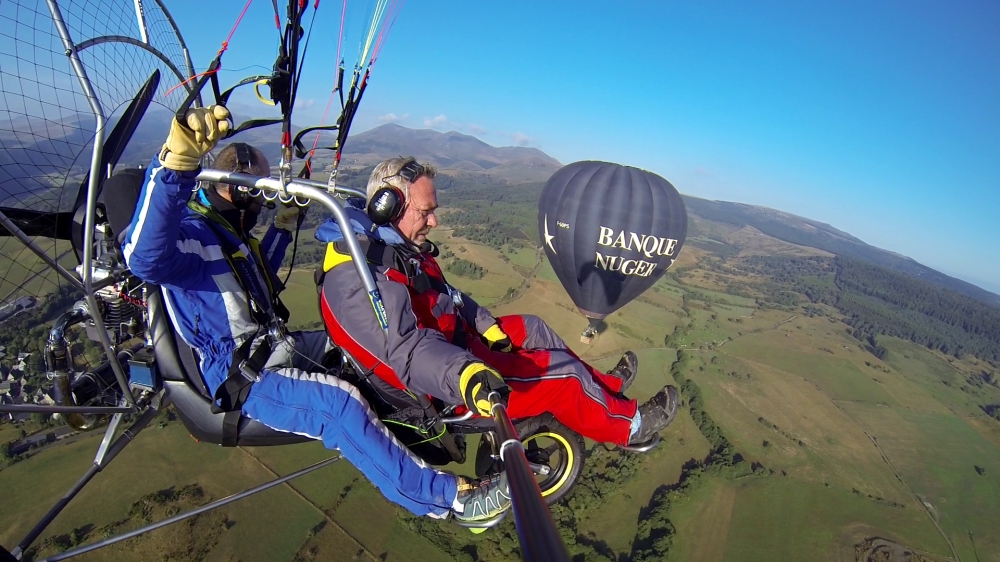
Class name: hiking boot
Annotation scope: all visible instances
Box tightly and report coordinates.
[628,385,679,446]
[454,472,511,524]
[607,351,638,396]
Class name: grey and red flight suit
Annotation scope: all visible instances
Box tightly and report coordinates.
[315,204,638,445]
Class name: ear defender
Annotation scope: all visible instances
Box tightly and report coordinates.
[367,185,406,226]
[366,160,425,226]
[229,142,254,209]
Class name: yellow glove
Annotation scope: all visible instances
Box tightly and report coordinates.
[274,202,302,232]
[158,105,231,171]
[459,363,509,416]
[482,323,513,353]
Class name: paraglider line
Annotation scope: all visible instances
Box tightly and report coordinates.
[336,0,348,67]
[164,0,255,97]
[165,69,218,98]
[270,0,281,29]
[359,0,389,66]
[304,0,347,157]
[371,0,404,65]
[291,2,322,101]
[222,0,255,52]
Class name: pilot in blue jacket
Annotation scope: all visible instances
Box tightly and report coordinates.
[122,105,509,524]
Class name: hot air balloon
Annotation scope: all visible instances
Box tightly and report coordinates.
[538,161,688,342]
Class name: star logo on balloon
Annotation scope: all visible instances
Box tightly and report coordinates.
[543,215,557,254]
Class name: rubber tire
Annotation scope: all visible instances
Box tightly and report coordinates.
[514,414,585,505]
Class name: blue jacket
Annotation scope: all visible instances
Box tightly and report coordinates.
[123,157,291,394]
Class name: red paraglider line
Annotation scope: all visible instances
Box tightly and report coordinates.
[164,0,255,97]
[336,0,348,63]
[223,0,255,51]
[306,0,347,157]
[371,0,405,68]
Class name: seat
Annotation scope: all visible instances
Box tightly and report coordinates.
[148,285,313,447]
[98,168,310,447]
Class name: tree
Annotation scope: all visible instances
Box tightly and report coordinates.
[31,412,51,428]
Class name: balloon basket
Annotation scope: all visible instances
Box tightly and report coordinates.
[580,326,598,344]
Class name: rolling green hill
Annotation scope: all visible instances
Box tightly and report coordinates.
[3,136,1000,561]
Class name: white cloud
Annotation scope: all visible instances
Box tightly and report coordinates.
[299,99,316,109]
[468,124,487,135]
[510,132,533,146]
[378,112,408,123]
[423,114,448,127]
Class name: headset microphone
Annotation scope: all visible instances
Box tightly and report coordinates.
[229,142,254,209]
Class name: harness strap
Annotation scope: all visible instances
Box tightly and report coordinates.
[186,199,290,446]
[188,199,290,323]
[249,237,289,303]
[332,239,449,294]
[329,238,467,347]
[211,335,273,446]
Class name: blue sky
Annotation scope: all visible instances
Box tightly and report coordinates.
[168,0,1000,293]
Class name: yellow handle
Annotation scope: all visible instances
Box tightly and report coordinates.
[254,79,276,106]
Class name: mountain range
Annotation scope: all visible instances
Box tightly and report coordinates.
[2,110,995,307]
[235,122,562,183]
[334,125,999,307]
[679,196,1000,307]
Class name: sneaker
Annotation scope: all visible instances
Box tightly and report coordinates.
[628,385,679,446]
[454,472,511,524]
[607,351,638,396]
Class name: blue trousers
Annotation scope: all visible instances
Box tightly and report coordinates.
[241,331,457,517]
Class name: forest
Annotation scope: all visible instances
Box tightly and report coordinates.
[721,255,1000,360]
[437,180,542,249]
[427,177,1000,363]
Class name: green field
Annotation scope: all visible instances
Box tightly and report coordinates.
[434,231,523,305]
[0,421,458,562]
[718,477,949,562]
[0,238,76,301]
[4,200,1000,562]
[841,403,1000,561]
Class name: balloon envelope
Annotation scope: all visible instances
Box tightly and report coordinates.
[538,161,687,320]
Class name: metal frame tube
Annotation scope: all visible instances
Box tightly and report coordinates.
[45,0,135,406]
[490,393,570,562]
[0,210,82,292]
[152,0,196,79]
[38,456,341,562]
[96,404,157,467]
[151,0,199,106]
[74,36,188,85]
[10,464,100,559]
[293,177,366,199]
[195,170,388,336]
[94,410,125,466]
[0,404,135,415]
[132,0,149,44]
[11,403,158,558]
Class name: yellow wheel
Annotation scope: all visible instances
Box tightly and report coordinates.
[517,415,584,505]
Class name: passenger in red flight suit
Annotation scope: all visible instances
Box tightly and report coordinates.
[316,157,678,447]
